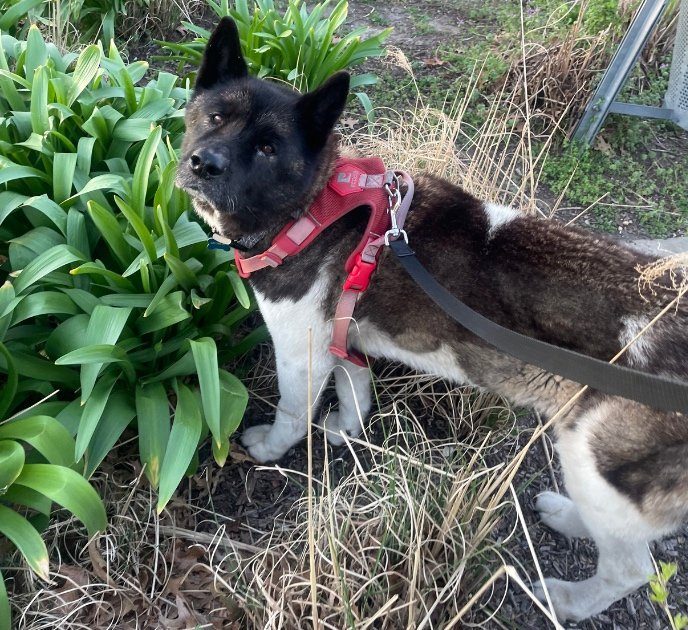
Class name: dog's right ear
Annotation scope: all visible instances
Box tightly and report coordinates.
[195,17,248,91]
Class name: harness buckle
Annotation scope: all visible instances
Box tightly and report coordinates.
[260,251,283,267]
[343,255,377,292]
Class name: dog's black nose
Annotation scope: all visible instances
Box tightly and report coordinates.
[189,148,228,178]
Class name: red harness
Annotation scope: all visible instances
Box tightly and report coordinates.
[226,157,400,366]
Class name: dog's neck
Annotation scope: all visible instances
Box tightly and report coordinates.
[235,136,343,256]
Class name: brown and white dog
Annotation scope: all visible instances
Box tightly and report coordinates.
[176,18,688,622]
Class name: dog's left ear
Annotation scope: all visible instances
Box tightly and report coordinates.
[297,72,350,150]
[196,17,248,91]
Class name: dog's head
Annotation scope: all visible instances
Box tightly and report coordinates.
[176,17,350,242]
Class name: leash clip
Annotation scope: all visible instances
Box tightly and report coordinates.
[384,174,408,245]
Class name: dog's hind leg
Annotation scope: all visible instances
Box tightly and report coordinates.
[323,361,372,446]
[534,421,655,621]
[534,533,652,622]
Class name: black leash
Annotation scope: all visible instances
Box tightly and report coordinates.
[389,238,688,414]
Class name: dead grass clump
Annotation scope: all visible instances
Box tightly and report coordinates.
[639,253,688,298]
[209,397,519,629]
[343,51,560,215]
[503,0,680,135]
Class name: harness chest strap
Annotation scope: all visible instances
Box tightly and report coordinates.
[221,157,411,366]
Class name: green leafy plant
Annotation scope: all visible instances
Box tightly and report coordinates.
[0,27,257,512]
[0,0,149,47]
[649,561,688,630]
[160,0,391,113]
[0,407,107,629]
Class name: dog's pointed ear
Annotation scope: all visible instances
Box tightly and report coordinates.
[195,17,248,91]
[297,72,350,150]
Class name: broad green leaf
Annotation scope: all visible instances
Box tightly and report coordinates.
[0,0,44,30]
[114,197,157,267]
[23,196,68,235]
[70,262,135,291]
[15,464,107,536]
[79,305,131,402]
[112,119,156,142]
[212,439,230,467]
[0,416,74,467]
[66,210,90,264]
[25,25,47,85]
[143,350,195,384]
[66,174,126,205]
[56,344,129,367]
[132,126,162,217]
[189,338,221,447]
[0,343,18,419]
[84,391,135,477]
[86,200,133,268]
[0,192,28,227]
[53,154,77,205]
[75,373,118,461]
[67,45,101,106]
[12,245,83,295]
[135,383,170,488]
[219,369,248,438]
[0,282,15,316]
[0,504,49,580]
[122,219,208,277]
[1,351,79,389]
[44,314,91,361]
[60,288,100,314]
[2,485,52,515]
[30,65,49,135]
[228,270,251,309]
[157,384,202,513]
[137,292,190,335]
[0,568,9,630]
[0,440,25,490]
[143,273,177,317]
[0,164,50,187]
[11,291,78,325]
[163,253,196,291]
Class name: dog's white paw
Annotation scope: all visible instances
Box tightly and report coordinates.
[241,424,288,462]
[533,577,593,622]
[322,411,362,446]
[535,491,589,539]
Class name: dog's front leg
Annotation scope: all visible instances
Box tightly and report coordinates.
[242,294,336,462]
[323,361,372,445]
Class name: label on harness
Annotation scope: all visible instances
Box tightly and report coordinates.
[329,163,366,196]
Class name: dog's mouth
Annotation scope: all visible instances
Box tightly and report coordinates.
[176,174,269,249]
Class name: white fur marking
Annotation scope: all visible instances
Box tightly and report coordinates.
[243,273,337,462]
[619,315,654,368]
[484,202,521,239]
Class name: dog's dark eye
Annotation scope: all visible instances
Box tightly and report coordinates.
[257,144,275,156]
[209,113,224,126]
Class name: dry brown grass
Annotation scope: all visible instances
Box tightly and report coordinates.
[500,0,681,135]
[343,49,559,216]
[639,252,688,298]
[8,461,239,629]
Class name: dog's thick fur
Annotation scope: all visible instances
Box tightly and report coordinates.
[177,18,688,622]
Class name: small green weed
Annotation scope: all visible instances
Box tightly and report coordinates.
[650,561,688,630]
